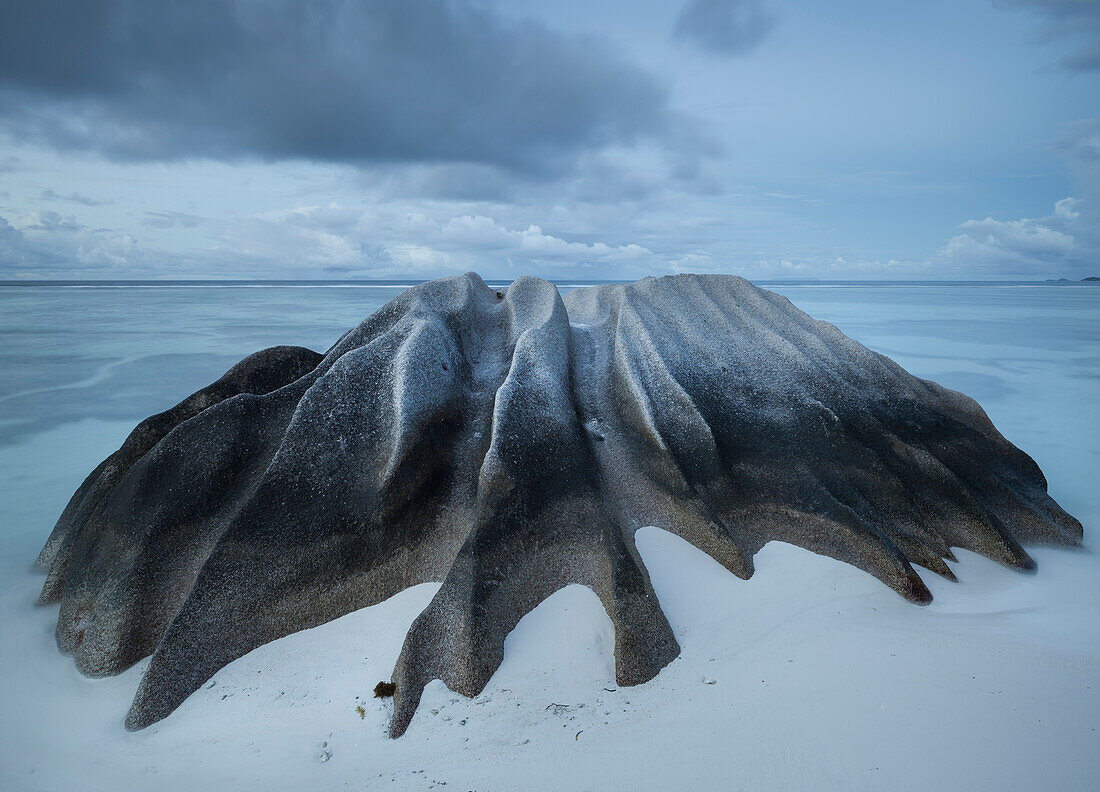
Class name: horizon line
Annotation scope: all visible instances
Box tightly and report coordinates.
[2,277,1097,287]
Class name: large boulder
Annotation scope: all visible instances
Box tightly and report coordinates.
[36,273,1082,737]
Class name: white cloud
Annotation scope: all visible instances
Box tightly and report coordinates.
[222,204,665,279]
[936,197,1098,277]
[0,211,149,277]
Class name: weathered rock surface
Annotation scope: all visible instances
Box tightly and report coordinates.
[36,273,1082,737]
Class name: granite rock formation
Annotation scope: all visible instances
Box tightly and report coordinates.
[35,273,1083,737]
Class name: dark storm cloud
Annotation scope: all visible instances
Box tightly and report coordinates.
[672,0,777,56]
[994,0,1100,71]
[0,0,671,174]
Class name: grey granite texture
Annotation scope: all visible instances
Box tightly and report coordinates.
[35,273,1082,737]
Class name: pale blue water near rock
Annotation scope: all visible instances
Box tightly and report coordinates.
[1,280,1097,790]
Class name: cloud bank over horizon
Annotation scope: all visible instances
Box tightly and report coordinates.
[0,0,1097,280]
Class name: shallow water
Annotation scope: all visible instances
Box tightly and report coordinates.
[1,281,1097,790]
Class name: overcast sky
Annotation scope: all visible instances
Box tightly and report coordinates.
[0,0,1097,280]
